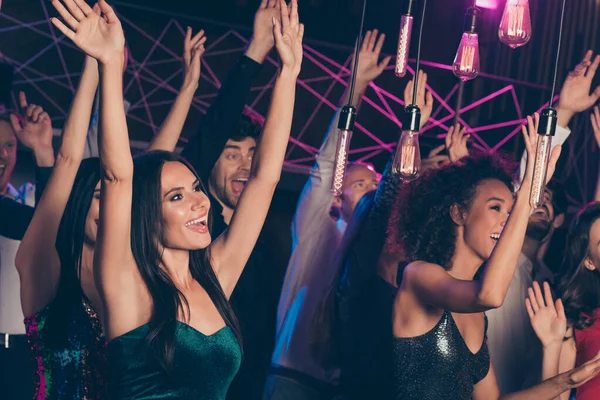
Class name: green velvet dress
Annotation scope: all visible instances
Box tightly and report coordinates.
[107,322,241,400]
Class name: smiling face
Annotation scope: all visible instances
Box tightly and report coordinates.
[526,187,558,241]
[459,179,514,262]
[0,119,17,195]
[161,161,211,250]
[209,137,256,211]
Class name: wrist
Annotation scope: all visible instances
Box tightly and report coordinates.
[100,52,125,70]
[515,188,534,212]
[33,146,55,167]
[245,39,272,64]
[278,65,300,79]
[180,79,199,94]
[542,341,563,351]
[555,106,574,128]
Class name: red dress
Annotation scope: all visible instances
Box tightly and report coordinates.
[575,310,600,400]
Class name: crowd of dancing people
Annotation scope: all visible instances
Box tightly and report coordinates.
[3,0,600,399]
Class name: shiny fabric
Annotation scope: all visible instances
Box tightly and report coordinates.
[24,296,108,400]
[107,322,241,400]
[392,311,490,400]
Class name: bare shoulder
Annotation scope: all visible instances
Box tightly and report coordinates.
[402,260,448,284]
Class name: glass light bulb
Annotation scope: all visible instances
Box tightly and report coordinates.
[392,130,421,181]
[331,129,353,196]
[529,134,552,208]
[395,15,414,78]
[498,0,531,49]
[453,32,480,81]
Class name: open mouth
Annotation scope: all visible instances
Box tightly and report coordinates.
[490,233,501,241]
[0,163,6,177]
[532,206,550,220]
[185,214,209,233]
[231,177,249,195]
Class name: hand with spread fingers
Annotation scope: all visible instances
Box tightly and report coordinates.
[245,0,281,63]
[421,144,449,172]
[556,50,600,127]
[526,281,567,349]
[182,27,207,90]
[354,30,392,87]
[403,70,434,130]
[445,123,469,163]
[50,0,125,65]
[272,0,304,75]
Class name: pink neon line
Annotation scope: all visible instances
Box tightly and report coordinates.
[41,0,75,93]
[470,119,525,133]
[459,85,514,114]
[126,112,154,128]
[129,66,184,110]
[0,13,81,52]
[490,125,522,153]
[0,52,72,91]
[287,55,352,158]
[128,99,207,112]
[430,83,459,121]
[133,70,157,133]
[14,39,62,74]
[16,70,66,115]
[14,72,81,85]
[510,87,523,120]
[356,149,384,163]
[199,57,221,88]
[124,19,174,95]
[372,86,401,126]
[0,19,47,33]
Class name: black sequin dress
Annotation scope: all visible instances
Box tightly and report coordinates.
[392,311,490,400]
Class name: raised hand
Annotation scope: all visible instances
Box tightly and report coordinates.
[10,92,53,155]
[566,350,600,389]
[526,281,567,348]
[246,0,280,63]
[272,0,304,75]
[591,105,600,148]
[445,123,469,163]
[354,30,391,86]
[51,0,125,65]
[520,113,562,191]
[421,144,449,172]
[556,50,600,126]
[182,27,207,89]
[403,70,434,130]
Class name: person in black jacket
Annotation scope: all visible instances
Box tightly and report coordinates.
[179,1,287,398]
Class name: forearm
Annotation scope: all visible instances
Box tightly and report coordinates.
[340,79,368,109]
[541,344,562,383]
[479,192,532,307]
[500,373,571,400]
[595,159,600,201]
[58,58,99,162]
[253,68,297,183]
[32,147,55,167]
[147,82,196,152]
[99,58,133,181]
[555,105,574,129]
[244,38,270,64]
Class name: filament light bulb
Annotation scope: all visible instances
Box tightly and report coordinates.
[331,106,357,196]
[453,6,481,82]
[392,130,421,180]
[453,33,480,81]
[392,105,422,181]
[498,0,531,49]
[530,108,557,208]
[395,0,416,78]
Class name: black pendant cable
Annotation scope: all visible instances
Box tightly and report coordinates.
[391,0,428,180]
[529,0,567,207]
[331,0,368,196]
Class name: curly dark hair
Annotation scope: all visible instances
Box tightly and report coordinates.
[387,152,515,270]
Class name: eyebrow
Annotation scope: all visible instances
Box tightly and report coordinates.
[487,197,506,203]
[163,179,200,198]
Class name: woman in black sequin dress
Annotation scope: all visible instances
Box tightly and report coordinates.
[387,115,600,400]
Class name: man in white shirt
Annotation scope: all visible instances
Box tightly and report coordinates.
[264,30,438,399]
[487,49,600,394]
[0,93,54,400]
